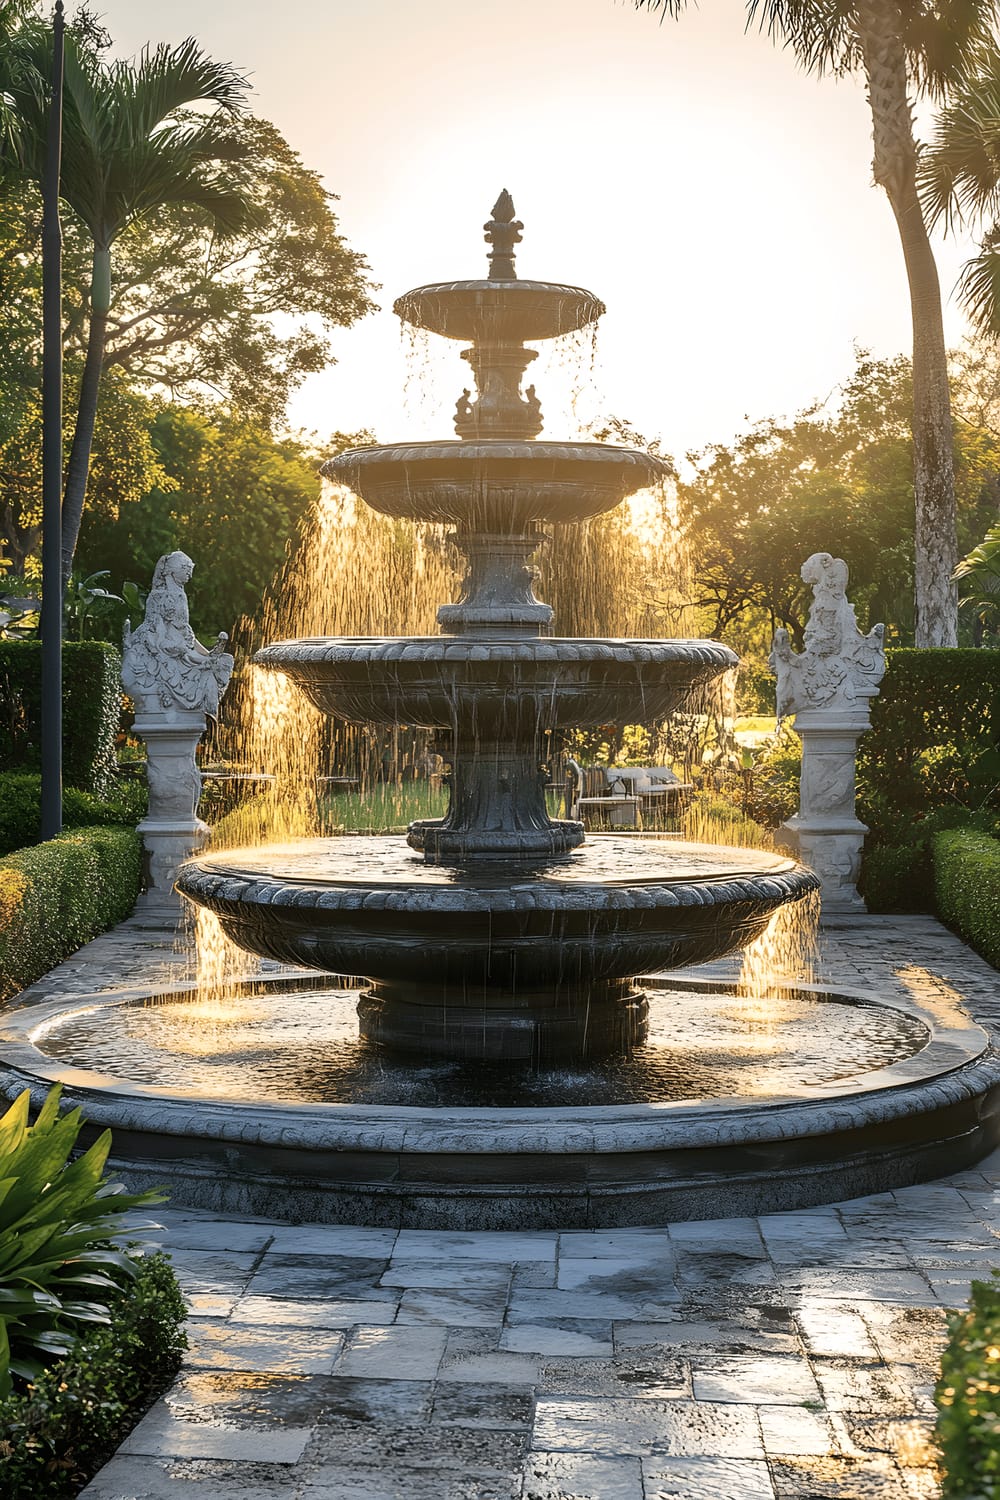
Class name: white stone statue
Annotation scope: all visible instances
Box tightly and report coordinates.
[770,554,886,916]
[769,553,885,717]
[122,551,233,717]
[122,551,234,915]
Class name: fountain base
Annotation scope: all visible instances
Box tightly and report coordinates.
[358,978,649,1061]
[3,972,998,1229]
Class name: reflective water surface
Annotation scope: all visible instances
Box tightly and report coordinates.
[38,984,929,1108]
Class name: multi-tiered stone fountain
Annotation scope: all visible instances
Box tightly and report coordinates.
[176,193,817,1062]
[4,195,994,1230]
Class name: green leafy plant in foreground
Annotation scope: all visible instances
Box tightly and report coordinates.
[0,1086,163,1397]
[936,1272,1000,1496]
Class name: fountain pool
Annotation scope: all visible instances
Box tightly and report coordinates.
[4,193,997,1226]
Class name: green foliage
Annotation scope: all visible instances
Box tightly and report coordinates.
[0,1086,164,1396]
[933,826,1000,969]
[0,826,141,1001]
[935,1271,1000,1497]
[857,650,1000,840]
[78,406,322,637]
[680,351,999,658]
[0,639,122,795]
[0,771,145,856]
[0,1251,186,1498]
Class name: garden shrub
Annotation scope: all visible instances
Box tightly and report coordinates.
[935,1272,1000,1498]
[0,1087,164,1392]
[860,806,1000,914]
[858,649,1000,838]
[0,1085,185,1498]
[933,826,1000,970]
[0,771,146,856]
[0,640,123,797]
[0,826,142,1001]
[0,1252,186,1499]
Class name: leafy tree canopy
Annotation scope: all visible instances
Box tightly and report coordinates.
[678,349,1000,655]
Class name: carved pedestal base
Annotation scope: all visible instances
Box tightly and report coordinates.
[776,818,867,916]
[132,712,210,914]
[779,712,871,916]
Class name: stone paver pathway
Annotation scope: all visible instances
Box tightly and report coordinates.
[10,913,997,1499]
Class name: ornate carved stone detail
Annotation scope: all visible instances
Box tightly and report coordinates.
[771,554,886,915]
[122,551,234,913]
[122,550,234,717]
[484,189,523,281]
[769,552,885,717]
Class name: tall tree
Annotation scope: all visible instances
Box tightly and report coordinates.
[636,0,999,648]
[1,28,257,583]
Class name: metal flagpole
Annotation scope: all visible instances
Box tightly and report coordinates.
[40,0,65,840]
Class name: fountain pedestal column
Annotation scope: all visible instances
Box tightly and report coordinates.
[770,552,886,916]
[131,711,211,913]
[775,709,872,914]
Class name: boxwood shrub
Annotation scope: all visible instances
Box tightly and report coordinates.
[932,826,1000,970]
[0,771,146,857]
[0,1251,186,1498]
[0,640,122,797]
[858,649,1000,838]
[935,1272,1000,1497]
[0,826,142,1002]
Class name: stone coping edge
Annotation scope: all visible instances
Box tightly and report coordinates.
[0,975,994,1157]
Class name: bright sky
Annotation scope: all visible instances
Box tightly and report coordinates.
[96,0,979,457]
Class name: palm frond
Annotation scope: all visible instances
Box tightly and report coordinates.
[919,45,1000,232]
[957,237,1000,335]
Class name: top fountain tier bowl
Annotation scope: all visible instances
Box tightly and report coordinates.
[322,440,670,530]
[393,279,605,344]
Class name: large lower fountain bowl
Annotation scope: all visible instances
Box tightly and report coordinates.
[176,836,819,1061]
[321,441,669,527]
[253,637,736,732]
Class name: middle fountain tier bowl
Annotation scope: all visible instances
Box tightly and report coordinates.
[178,835,818,1063]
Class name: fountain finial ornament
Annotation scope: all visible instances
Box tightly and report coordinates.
[484,189,522,280]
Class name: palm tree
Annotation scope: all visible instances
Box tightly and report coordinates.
[920,47,1000,340]
[636,0,999,649]
[2,30,255,584]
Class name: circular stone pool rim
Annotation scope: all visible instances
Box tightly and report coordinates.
[1,975,998,1229]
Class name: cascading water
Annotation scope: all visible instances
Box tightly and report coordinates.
[175,190,819,1063]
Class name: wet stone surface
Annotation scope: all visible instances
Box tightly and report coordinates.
[38,980,928,1106]
[26,911,1000,1499]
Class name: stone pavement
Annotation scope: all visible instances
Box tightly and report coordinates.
[11,913,1000,1499]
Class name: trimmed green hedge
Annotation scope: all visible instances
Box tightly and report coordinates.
[0,640,122,797]
[0,1252,186,1499]
[935,1272,1000,1497]
[933,826,1000,969]
[858,649,1000,841]
[0,826,142,1001]
[0,771,146,856]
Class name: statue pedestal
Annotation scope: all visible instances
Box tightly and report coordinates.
[132,711,210,915]
[776,710,872,916]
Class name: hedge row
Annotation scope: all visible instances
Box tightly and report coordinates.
[932,826,1000,970]
[857,649,1000,840]
[0,771,146,857]
[0,826,142,1002]
[0,640,122,797]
